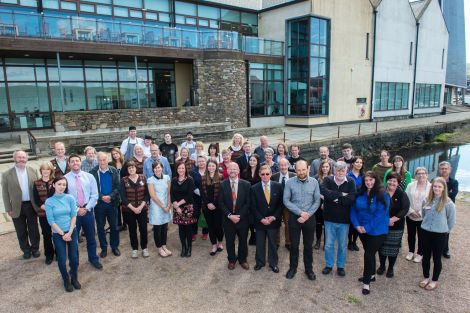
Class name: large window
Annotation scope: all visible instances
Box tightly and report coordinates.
[287,17,329,116]
[414,83,441,108]
[250,63,284,117]
[374,82,409,111]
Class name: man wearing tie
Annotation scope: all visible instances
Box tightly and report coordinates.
[219,162,251,270]
[236,141,252,172]
[271,158,296,250]
[283,160,321,280]
[2,150,40,259]
[65,154,102,270]
[251,165,283,273]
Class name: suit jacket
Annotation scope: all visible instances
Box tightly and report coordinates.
[271,171,296,184]
[90,166,121,207]
[2,165,38,218]
[250,181,283,230]
[218,178,251,229]
[236,154,250,172]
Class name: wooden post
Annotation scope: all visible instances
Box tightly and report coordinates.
[375,121,378,133]
[358,123,361,136]
[310,129,313,142]
[283,132,286,143]
[337,126,340,138]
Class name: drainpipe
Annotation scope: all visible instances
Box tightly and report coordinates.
[410,22,420,118]
[369,9,377,122]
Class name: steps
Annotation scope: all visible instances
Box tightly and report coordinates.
[0,148,37,164]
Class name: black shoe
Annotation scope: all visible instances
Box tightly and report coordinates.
[91,262,103,270]
[71,276,81,290]
[180,246,187,257]
[112,248,121,256]
[285,268,296,279]
[186,246,192,257]
[217,247,224,252]
[285,244,290,251]
[337,268,346,277]
[248,235,256,246]
[269,265,279,273]
[443,252,451,259]
[358,276,375,282]
[322,267,333,275]
[348,242,354,251]
[210,250,217,256]
[362,287,370,295]
[386,269,394,278]
[23,251,31,260]
[306,271,316,281]
[64,279,74,292]
[376,266,385,275]
[254,264,263,271]
[45,257,53,265]
[100,249,107,258]
[314,241,320,250]
[352,243,360,251]
[32,250,40,258]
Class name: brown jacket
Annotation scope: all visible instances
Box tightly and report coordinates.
[2,165,38,218]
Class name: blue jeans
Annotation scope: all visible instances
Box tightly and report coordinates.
[95,202,120,250]
[324,221,349,268]
[52,229,79,282]
[76,210,99,264]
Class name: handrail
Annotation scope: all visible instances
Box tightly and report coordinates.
[26,130,37,156]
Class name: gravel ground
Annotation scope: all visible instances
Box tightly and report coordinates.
[1,196,469,313]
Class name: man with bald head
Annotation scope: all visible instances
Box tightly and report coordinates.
[309,146,335,177]
[218,162,251,270]
[2,150,40,259]
[254,136,273,164]
[143,144,172,179]
[50,142,70,178]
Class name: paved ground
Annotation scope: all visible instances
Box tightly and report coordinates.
[0,193,469,313]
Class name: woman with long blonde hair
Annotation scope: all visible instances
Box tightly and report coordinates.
[419,177,456,291]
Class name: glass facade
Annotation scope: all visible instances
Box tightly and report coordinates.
[287,16,329,116]
[374,82,409,111]
[0,57,178,130]
[414,83,441,108]
[249,63,283,117]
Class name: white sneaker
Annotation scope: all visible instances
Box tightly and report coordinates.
[405,252,414,261]
[131,250,138,259]
[413,254,423,263]
[142,248,150,258]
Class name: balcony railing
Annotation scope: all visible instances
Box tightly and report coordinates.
[0,10,284,56]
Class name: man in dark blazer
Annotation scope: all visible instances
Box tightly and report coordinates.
[236,141,252,173]
[90,152,121,258]
[218,162,251,270]
[271,158,296,250]
[251,165,283,273]
[2,150,40,259]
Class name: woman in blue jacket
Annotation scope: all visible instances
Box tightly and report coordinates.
[351,171,390,295]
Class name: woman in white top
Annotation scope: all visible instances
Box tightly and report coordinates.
[190,141,207,161]
[147,160,172,257]
[405,167,431,263]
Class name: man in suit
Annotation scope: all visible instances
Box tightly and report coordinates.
[2,150,40,259]
[219,162,251,270]
[236,141,252,172]
[251,165,283,273]
[284,160,321,280]
[90,152,121,258]
[271,158,297,250]
[65,154,102,270]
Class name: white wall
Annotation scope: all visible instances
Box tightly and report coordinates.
[250,116,285,128]
[373,0,417,118]
[414,0,448,113]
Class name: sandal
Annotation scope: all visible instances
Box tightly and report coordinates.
[419,279,430,288]
[158,248,168,258]
[425,281,438,291]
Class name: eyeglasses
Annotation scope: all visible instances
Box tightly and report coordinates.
[260,173,271,176]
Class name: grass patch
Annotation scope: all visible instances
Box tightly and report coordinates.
[344,294,361,305]
[433,132,453,143]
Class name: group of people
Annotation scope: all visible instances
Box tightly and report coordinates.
[2,129,457,296]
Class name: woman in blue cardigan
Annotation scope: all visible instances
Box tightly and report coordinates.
[45,176,79,292]
[351,171,390,295]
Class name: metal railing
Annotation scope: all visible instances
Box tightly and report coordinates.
[26,130,37,156]
[0,9,284,56]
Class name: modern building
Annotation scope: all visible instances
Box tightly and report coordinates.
[0,0,454,144]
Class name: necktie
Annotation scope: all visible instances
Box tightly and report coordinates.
[231,181,237,213]
[282,176,286,188]
[75,174,85,207]
[264,182,270,204]
[246,154,249,162]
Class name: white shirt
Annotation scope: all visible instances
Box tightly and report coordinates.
[120,137,144,155]
[15,166,30,201]
[229,179,239,196]
[142,144,151,158]
[278,172,290,183]
[334,175,348,186]
[261,180,271,193]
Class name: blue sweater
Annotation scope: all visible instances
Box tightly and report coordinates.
[350,192,390,236]
[45,193,77,233]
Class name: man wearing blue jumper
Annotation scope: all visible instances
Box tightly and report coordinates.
[283,160,321,280]
[65,154,102,270]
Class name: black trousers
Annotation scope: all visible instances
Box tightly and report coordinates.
[443,233,450,255]
[348,224,359,244]
[123,211,148,250]
[314,209,324,243]
[255,228,279,267]
[12,202,40,253]
[178,224,193,249]
[38,216,55,259]
[421,229,447,281]
[204,208,224,244]
[288,213,315,272]
[406,217,423,255]
[223,222,248,263]
[153,224,168,248]
[359,233,386,285]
